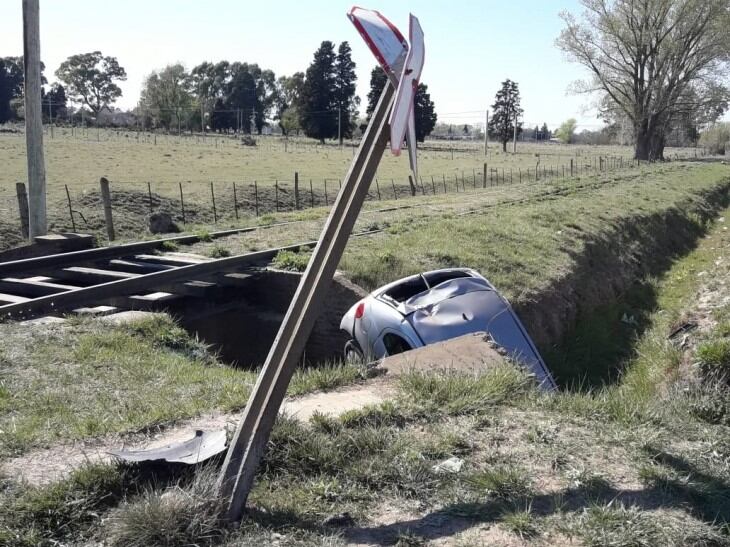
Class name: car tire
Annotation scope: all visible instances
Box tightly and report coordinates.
[344,339,364,363]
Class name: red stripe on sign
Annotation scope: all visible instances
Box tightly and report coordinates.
[348,12,391,72]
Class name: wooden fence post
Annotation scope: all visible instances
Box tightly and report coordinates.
[64,184,76,232]
[275,180,279,212]
[483,163,487,188]
[310,180,314,208]
[254,181,259,217]
[15,182,29,239]
[99,177,115,241]
[179,182,186,224]
[375,178,381,200]
[430,175,436,194]
[570,158,574,176]
[442,174,447,193]
[294,172,300,210]
[408,175,416,196]
[391,179,397,199]
[211,182,218,223]
[324,179,329,205]
[147,182,153,213]
[233,182,239,220]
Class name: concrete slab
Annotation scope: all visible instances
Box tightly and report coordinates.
[374,332,507,377]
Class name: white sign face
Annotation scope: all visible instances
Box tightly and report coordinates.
[389,14,425,158]
[348,7,408,84]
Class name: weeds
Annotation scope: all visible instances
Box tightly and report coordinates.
[272,248,311,272]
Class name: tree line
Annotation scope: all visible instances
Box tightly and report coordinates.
[0,41,438,143]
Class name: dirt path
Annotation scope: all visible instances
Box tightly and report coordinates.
[1,383,390,486]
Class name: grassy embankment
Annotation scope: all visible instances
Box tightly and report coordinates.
[1,162,729,545]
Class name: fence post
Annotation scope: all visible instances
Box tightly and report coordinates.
[275,180,279,212]
[233,182,239,220]
[310,180,314,208]
[375,178,381,200]
[391,179,397,199]
[99,177,115,241]
[483,163,487,188]
[431,175,436,194]
[254,181,259,216]
[570,158,574,176]
[324,179,329,206]
[442,174,447,193]
[294,172,300,210]
[15,182,29,239]
[419,176,426,195]
[179,182,186,224]
[408,176,416,196]
[147,182,153,213]
[210,182,218,223]
[64,184,76,232]
[519,168,522,183]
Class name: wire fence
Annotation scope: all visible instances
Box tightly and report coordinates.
[2,153,659,245]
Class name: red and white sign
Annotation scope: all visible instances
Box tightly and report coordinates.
[348,7,408,84]
[389,14,424,159]
[349,7,425,176]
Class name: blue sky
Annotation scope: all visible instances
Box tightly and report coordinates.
[2,0,607,131]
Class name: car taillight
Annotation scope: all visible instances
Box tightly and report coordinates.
[354,302,365,319]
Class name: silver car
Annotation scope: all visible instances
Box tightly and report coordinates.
[340,268,556,391]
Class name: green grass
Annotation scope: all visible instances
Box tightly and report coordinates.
[271,248,312,272]
[0,314,363,457]
[697,339,730,375]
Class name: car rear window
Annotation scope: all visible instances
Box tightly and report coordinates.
[383,276,428,303]
[423,270,471,287]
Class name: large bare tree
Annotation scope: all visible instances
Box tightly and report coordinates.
[557,0,730,160]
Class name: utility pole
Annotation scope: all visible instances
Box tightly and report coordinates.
[484,110,488,155]
[513,109,518,153]
[22,0,47,238]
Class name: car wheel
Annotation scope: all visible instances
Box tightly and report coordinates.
[344,339,364,363]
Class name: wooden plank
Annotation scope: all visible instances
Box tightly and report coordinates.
[0,293,31,304]
[51,266,141,285]
[0,241,317,320]
[105,259,175,274]
[0,277,79,297]
[216,82,395,521]
[133,254,211,266]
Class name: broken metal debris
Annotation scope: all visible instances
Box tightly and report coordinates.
[109,429,227,465]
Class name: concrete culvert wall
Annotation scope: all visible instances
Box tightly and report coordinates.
[178,270,367,367]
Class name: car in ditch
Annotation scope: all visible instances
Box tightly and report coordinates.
[340,268,557,391]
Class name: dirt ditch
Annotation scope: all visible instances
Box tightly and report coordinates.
[517,181,730,386]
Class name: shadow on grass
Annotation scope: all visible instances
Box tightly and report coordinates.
[344,449,730,545]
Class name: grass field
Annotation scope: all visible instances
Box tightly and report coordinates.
[0,128,705,243]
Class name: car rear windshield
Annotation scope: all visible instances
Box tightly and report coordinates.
[423,270,471,287]
[382,276,428,303]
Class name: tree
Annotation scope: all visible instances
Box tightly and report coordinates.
[43,83,67,121]
[366,66,437,142]
[555,118,578,143]
[414,83,437,141]
[540,122,550,140]
[0,57,23,123]
[334,41,359,144]
[488,79,523,152]
[275,72,304,136]
[140,64,193,133]
[55,51,126,118]
[0,56,46,123]
[299,41,338,143]
[557,0,730,160]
